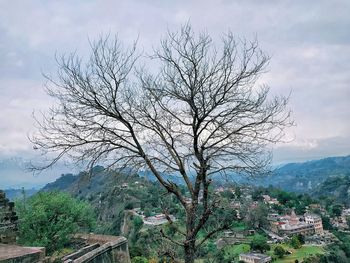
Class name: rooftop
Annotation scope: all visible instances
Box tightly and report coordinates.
[0,244,45,261]
[240,252,271,260]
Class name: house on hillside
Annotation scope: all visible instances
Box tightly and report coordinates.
[304,213,324,234]
[268,210,323,237]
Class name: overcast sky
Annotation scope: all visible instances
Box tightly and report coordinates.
[0,0,349,169]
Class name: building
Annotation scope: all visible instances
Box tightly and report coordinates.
[267,213,279,221]
[239,253,271,263]
[143,213,176,226]
[304,213,324,234]
[279,222,315,236]
[268,210,323,237]
[262,195,279,205]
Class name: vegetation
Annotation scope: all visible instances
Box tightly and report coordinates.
[16,191,95,254]
[274,246,324,263]
[14,169,350,262]
[312,174,350,206]
[250,234,270,253]
[289,235,302,249]
[274,245,286,258]
[249,156,350,193]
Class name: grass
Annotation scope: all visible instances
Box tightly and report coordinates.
[224,243,251,259]
[271,245,324,263]
[223,242,324,263]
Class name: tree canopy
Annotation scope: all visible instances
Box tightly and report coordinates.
[16,191,95,254]
[31,24,291,262]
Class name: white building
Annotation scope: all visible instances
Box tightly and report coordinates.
[305,213,324,234]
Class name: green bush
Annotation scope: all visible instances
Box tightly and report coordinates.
[274,245,286,258]
[16,191,95,254]
[250,234,270,253]
[132,256,149,263]
[290,235,302,249]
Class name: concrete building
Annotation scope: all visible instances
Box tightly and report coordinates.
[262,195,279,205]
[305,213,324,234]
[239,253,271,263]
[268,210,323,237]
[279,222,315,236]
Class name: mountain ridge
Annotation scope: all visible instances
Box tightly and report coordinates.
[3,155,350,196]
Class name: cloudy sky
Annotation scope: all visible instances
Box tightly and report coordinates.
[0,0,349,186]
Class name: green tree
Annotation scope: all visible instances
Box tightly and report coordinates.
[297,233,305,245]
[129,216,144,245]
[274,245,286,258]
[331,204,343,217]
[250,234,270,253]
[132,256,149,263]
[16,191,95,254]
[246,203,269,228]
[290,235,302,249]
[346,216,350,229]
[321,215,333,230]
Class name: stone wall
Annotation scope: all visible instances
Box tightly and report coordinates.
[63,234,131,263]
[0,190,18,244]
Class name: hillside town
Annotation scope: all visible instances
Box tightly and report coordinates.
[2,169,350,262]
[208,185,350,262]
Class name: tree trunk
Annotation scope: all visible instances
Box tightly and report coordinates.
[184,204,197,263]
[184,239,196,263]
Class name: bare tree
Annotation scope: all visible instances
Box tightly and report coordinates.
[31,25,291,263]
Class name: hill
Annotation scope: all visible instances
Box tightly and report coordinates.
[41,166,171,235]
[311,175,350,206]
[254,155,350,192]
[40,155,350,197]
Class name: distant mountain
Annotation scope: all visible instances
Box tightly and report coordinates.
[42,173,78,192]
[311,175,350,206]
[4,188,38,201]
[39,155,350,196]
[254,155,350,192]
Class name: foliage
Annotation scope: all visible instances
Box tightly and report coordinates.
[297,234,305,245]
[272,245,324,263]
[245,202,268,228]
[274,245,286,258]
[321,215,333,230]
[129,215,144,244]
[254,186,314,215]
[313,174,350,206]
[16,191,95,254]
[346,216,350,229]
[331,204,343,217]
[258,156,350,193]
[289,235,302,249]
[250,234,270,253]
[132,256,149,263]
